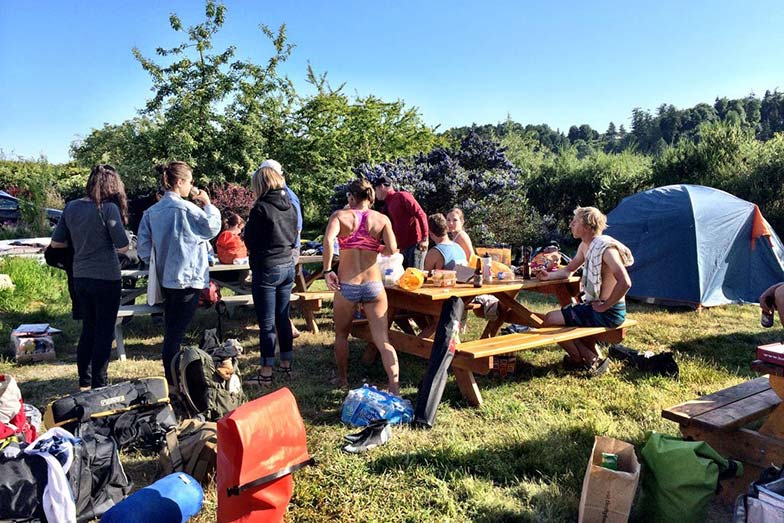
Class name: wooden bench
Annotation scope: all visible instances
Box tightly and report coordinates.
[662,373,784,500]
[457,320,638,359]
[293,290,334,333]
[114,304,163,361]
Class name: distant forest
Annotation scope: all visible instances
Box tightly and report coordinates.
[446,90,784,157]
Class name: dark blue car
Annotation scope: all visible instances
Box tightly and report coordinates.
[0,190,62,225]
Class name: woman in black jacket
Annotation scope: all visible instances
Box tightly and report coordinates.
[243,161,298,386]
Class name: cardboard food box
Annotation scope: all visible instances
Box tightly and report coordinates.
[757,342,784,366]
[10,324,60,363]
[431,270,457,287]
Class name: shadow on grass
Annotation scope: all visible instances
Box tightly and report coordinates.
[669,330,769,376]
[368,424,596,522]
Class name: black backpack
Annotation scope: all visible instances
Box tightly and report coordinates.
[44,377,176,452]
[0,432,131,522]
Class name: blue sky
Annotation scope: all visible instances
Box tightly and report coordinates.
[1,0,783,163]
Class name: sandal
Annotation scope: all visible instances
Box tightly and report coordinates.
[276,364,293,379]
[244,372,273,387]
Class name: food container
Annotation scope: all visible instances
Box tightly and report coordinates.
[431,270,457,287]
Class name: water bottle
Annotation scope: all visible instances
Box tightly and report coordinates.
[482,254,493,281]
[341,388,363,424]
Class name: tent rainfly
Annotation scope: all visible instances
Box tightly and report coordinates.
[606,184,784,308]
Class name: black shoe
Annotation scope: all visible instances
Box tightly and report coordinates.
[343,420,391,453]
[587,358,610,378]
[343,419,388,443]
[562,355,585,371]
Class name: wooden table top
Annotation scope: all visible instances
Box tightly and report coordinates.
[384,276,580,301]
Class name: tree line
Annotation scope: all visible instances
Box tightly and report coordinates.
[2,1,784,246]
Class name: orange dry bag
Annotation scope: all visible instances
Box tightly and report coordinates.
[217,388,314,523]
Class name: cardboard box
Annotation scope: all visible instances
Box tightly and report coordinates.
[757,342,784,366]
[9,324,59,363]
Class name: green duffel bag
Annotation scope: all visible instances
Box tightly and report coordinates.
[639,432,743,523]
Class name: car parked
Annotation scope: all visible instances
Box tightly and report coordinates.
[0,190,63,225]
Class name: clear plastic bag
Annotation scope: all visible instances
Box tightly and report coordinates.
[377,253,404,286]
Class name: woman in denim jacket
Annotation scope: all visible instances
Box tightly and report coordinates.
[137,161,221,385]
[243,161,298,386]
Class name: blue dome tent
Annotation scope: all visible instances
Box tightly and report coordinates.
[606,185,784,308]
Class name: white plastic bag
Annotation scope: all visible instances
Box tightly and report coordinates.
[377,253,404,286]
[147,248,163,305]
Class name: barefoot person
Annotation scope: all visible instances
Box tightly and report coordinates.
[537,206,633,375]
[323,179,400,394]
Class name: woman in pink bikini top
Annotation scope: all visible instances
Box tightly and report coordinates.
[322,178,401,395]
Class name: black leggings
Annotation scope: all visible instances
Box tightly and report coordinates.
[161,287,201,385]
[74,278,121,389]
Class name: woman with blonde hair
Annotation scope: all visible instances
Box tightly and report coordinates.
[50,164,130,390]
[138,161,221,385]
[243,160,298,386]
[446,207,475,260]
[323,178,400,394]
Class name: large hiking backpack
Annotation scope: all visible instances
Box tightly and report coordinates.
[170,330,245,421]
[43,377,176,452]
[159,419,218,485]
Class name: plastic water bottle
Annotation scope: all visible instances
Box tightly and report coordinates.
[482,254,493,281]
[341,388,363,424]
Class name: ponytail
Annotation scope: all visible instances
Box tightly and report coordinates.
[158,161,192,191]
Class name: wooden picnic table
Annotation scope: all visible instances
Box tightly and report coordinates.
[120,254,336,332]
[661,358,784,499]
[351,276,634,406]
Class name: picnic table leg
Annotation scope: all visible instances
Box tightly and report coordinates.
[761,375,784,436]
[114,319,126,361]
[454,368,482,406]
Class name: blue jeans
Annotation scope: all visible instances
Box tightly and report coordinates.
[74,278,121,388]
[162,287,201,385]
[251,262,295,367]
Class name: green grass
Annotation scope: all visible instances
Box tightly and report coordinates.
[0,257,765,521]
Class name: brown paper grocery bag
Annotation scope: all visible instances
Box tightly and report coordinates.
[578,436,640,523]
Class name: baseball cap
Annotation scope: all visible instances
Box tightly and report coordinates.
[373,175,393,187]
[259,159,283,176]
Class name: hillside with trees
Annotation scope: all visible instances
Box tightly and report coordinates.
[3,1,784,244]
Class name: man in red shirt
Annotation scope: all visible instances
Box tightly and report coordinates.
[373,175,429,269]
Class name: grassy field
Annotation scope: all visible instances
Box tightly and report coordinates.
[0,256,771,522]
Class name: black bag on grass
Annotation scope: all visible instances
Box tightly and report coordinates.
[69,432,132,521]
[43,377,176,452]
[413,297,464,428]
[0,433,130,522]
[0,451,48,521]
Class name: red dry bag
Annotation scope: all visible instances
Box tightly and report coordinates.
[217,388,313,523]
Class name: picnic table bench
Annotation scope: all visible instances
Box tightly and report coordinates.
[662,359,784,499]
[353,277,635,406]
[114,304,163,361]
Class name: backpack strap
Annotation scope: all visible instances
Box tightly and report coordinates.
[226,457,316,497]
[164,427,184,474]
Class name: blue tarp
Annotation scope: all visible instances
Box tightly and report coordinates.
[606,185,784,307]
